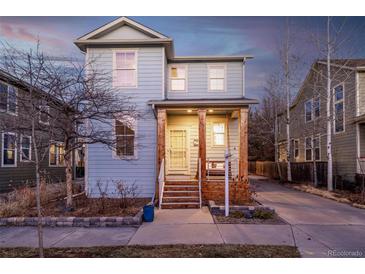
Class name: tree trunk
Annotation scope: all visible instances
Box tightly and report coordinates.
[285,19,292,183]
[65,152,73,210]
[326,16,334,191]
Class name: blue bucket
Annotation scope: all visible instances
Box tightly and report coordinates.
[143,204,154,222]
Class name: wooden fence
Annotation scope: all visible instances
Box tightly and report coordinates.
[249,161,328,185]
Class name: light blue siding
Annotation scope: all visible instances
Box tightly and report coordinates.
[86,47,163,198]
[167,62,244,99]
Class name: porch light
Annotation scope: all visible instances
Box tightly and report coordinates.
[187,109,192,113]
[209,109,214,113]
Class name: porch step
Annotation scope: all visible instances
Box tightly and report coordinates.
[164,185,199,191]
[162,196,200,203]
[160,202,200,209]
[165,181,198,186]
[163,190,199,197]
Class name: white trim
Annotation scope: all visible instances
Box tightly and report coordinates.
[112,117,138,160]
[291,138,300,161]
[162,47,165,99]
[49,141,65,167]
[1,132,17,167]
[333,82,345,134]
[112,49,138,89]
[304,98,313,123]
[207,63,227,92]
[168,64,188,92]
[20,135,32,162]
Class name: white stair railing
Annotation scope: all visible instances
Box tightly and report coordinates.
[158,159,165,209]
[198,158,202,208]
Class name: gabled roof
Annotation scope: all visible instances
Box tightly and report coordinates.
[76,16,169,41]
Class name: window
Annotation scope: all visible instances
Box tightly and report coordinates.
[20,135,31,161]
[305,100,313,122]
[313,136,320,161]
[313,97,320,118]
[208,65,225,91]
[115,120,135,157]
[170,66,186,91]
[114,50,137,87]
[2,132,17,167]
[49,142,65,166]
[305,137,312,161]
[291,139,299,160]
[334,84,344,133]
[39,105,50,124]
[212,123,225,146]
[0,82,17,115]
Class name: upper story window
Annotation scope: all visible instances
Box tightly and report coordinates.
[20,135,31,162]
[39,105,50,125]
[304,99,313,122]
[2,132,17,167]
[170,65,187,91]
[313,97,320,118]
[208,65,225,91]
[212,122,225,146]
[49,142,65,167]
[334,84,344,133]
[115,119,136,158]
[114,50,137,87]
[291,139,299,160]
[313,136,320,161]
[0,82,17,115]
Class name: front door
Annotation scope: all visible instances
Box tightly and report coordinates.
[167,127,189,174]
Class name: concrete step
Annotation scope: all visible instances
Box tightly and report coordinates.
[163,190,199,197]
[161,202,200,209]
[164,185,199,191]
[162,196,200,203]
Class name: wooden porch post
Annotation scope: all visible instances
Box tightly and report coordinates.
[198,109,207,181]
[239,107,249,183]
[157,109,166,195]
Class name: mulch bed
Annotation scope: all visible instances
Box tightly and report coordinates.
[0,244,300,258]
[212,212,287,225]
[19,195,150,218]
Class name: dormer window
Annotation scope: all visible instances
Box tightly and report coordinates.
[114,50,137,87]
[208,65,226,91]
[170,65,187,91]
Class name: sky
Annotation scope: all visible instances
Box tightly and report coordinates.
[1,16,365,101]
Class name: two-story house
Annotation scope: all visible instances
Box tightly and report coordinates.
[277,59,365,186]
[0,69,66,192]
[74,17,258,208]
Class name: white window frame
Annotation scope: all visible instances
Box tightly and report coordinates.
[113,118,138,160]
[333,83,345,134]
[211,121,226,147]
[313,97,320,119]
[169,64,188,92]
[20,135,32,162]
[1,132,17,167]
[305,136,313,162]
[49,142,65,167]
[39,105,50,125]
[0,81,18,116]
[112,49,138,88]
[313,136,321,161]
[291,139,300,160]
[304,99,313,123]
[208,64,226,92]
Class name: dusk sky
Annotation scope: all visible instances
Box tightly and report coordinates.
[1,16,365,100]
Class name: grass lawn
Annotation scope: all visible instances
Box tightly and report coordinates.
[0,244,300,258]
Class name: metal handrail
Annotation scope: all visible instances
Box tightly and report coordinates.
[158,159,165,209]
[198,158,202,208]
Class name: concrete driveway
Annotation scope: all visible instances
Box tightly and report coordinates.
[251,175,365,257]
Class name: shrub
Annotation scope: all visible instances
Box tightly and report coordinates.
[230,211,244,219]
[253,209,274,219]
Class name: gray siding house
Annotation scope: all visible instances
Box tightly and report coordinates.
[277,60,365,184]
[0,69,66,192]
[75,17,258,208]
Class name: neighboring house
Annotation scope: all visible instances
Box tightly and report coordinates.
[277,59,365,185]
[0,69,66,192]
[74,17,258,208]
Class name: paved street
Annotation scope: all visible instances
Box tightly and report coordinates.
[1,175,365,257]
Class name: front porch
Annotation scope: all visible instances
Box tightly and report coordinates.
[150,100,252,209]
